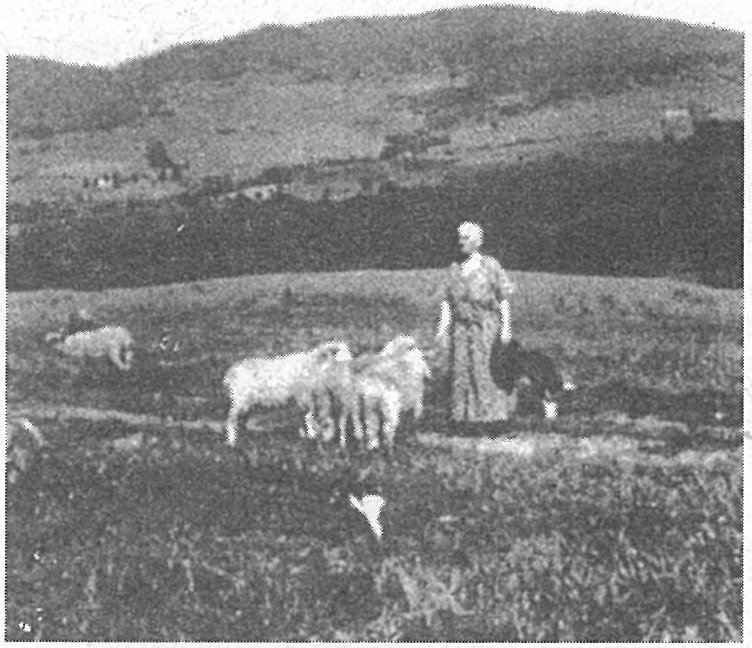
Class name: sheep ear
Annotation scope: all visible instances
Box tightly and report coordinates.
[316,345,336,359]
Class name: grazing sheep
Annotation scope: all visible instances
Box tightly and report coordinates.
[304,364,400,452]
[356,373,402,452]
[378,335,432,420]
[308,337,430,452]
[222,341,352,447]
[45,326,135,372]
[296,351,363,445]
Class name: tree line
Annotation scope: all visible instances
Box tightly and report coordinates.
[7,129,741,292]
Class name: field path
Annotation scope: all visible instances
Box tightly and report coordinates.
[8,401,225,435]
[8,401,739,468]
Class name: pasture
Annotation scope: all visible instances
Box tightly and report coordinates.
[5,268,742,641]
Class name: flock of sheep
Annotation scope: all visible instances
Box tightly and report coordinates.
[44,315,432,453]
[224,335,431,452]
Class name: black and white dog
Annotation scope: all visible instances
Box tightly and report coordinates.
[490,339,574,418]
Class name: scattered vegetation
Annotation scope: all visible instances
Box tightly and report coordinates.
[7,125,742,292]
[6,268,741,641]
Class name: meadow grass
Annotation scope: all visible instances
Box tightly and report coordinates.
[6,267,742,640]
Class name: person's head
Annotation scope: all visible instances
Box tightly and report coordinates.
[457,221,483,257]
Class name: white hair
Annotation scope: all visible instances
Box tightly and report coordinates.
[457,221,483,245]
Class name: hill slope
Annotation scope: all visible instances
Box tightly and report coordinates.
[6,6,743,291]
[8,6,742,138]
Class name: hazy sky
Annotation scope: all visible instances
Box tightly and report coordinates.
[1,0,749,67]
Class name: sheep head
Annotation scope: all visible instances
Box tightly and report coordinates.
[317,341,353,362]
[44,331,64,347]
[381,335,417,356]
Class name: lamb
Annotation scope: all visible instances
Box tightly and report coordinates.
[354,336,431,450]
[378,335,432,421]
[303,363,399,452]
[45,326,135,372]
[302,355,366,448]
[356,372,402,452]
[306,336,431,452]
[222,341,352,447]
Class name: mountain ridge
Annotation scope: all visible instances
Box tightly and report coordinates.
[8,5,742,139]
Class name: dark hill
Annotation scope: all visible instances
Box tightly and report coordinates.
[6,124,742,291]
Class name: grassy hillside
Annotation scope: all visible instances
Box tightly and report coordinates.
[6,6,743,291]
[6,268,742,640]
[8,6,742,140]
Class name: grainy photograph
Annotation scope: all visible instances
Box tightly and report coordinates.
[3,0,745,641]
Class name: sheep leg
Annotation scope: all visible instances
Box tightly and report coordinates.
[350,395,364,441]
[339,420,347,448]
[364,404,380,450]
[308,390,337,443]
[225,403,244,446]
[122,345,134,371]
[303,411,319,439]
[383,396,401,455]
[109,346,129,371]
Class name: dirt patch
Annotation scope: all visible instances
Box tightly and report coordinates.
[9,402,225,435]
[9,400,740,466]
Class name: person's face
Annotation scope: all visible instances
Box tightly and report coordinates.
[458,234,479,256]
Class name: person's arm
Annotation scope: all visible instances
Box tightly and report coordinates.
[437,300,451,338]
[493,260,515,342]
[499,299,511,342]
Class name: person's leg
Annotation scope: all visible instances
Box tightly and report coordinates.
[449,324,470,427]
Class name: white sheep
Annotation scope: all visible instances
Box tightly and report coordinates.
[308,336,430,452]
[304,368,399,452]
[45,326,135,372]
[378,335,432,420]
[222,341,352,447]
[353,336,431,451]
[356,372,402,452]
[306,359,366,448]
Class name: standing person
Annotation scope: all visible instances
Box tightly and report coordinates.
[436,221,517,434]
